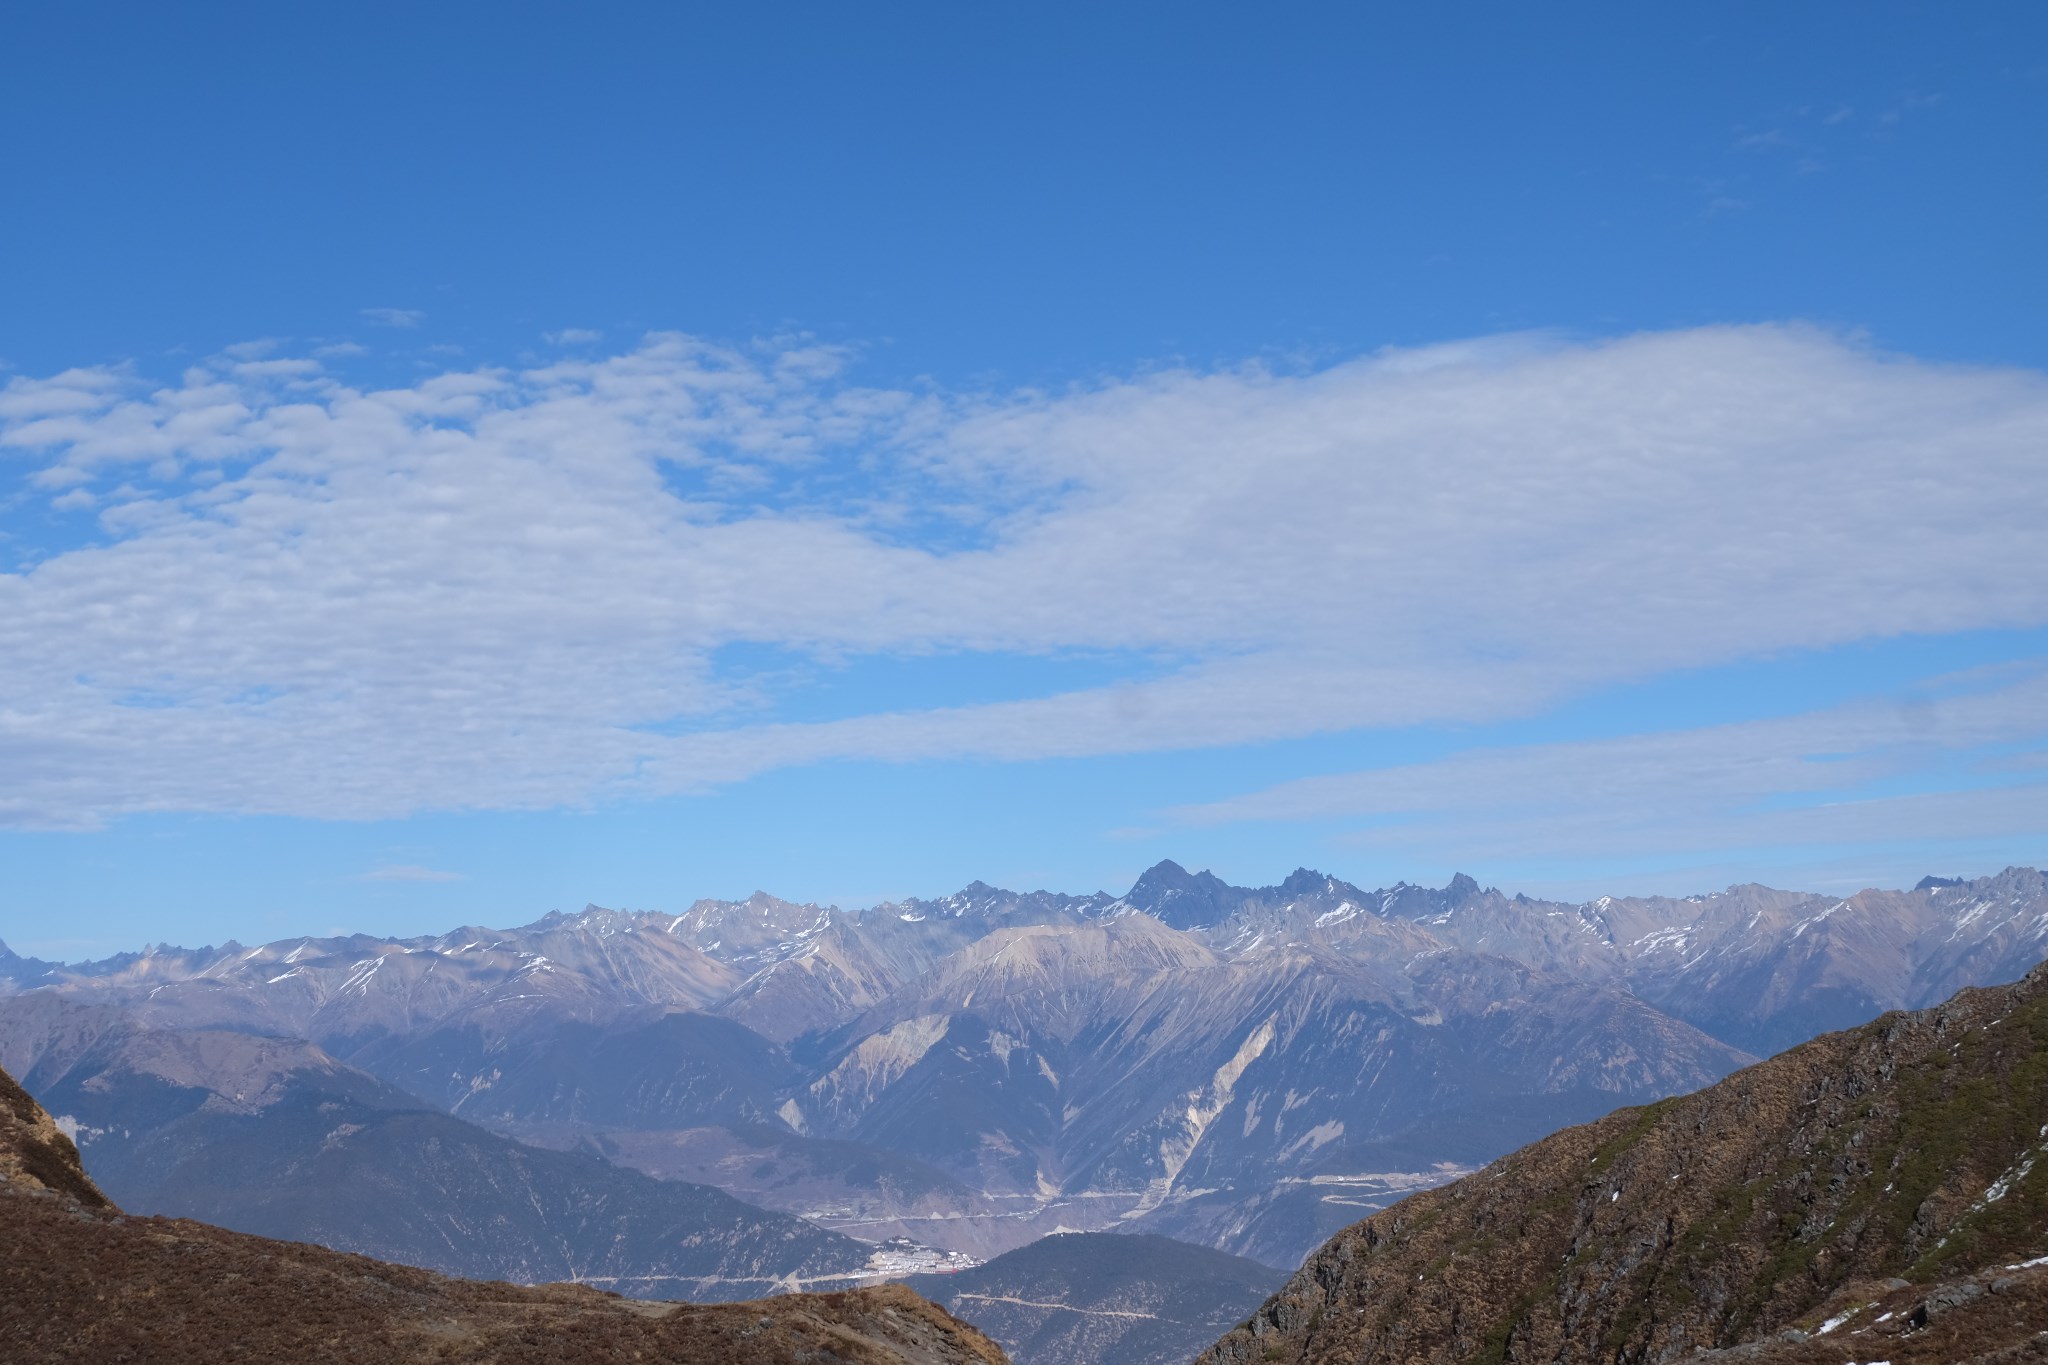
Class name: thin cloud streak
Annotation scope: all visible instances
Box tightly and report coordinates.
[1173,665,2048,865]
[358,864,465,883]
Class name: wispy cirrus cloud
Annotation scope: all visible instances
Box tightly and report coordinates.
[360,307,425,328]
[357,864,465,883]
[1172,663,2048,864]
[0,325,2044,829]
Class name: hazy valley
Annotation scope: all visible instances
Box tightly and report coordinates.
[5,861,2048,1363]
[0,1060,1005,1364]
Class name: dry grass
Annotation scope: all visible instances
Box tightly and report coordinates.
[1201,963,2048,1364]
[0,1060,1006,1365]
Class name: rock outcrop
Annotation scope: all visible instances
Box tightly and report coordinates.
[0,1063,110,1209]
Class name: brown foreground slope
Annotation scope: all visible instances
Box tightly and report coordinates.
[1201,962,2048,1365]
[0,1065,1005,1365]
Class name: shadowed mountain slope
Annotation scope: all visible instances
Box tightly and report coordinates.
[904,1231,1283,1365]
[790,912,1751,1263]
[0,1059,1008,1365]
[1198,961,2048,1365]
[1,997,877,1300]
[386,1006,801,1131]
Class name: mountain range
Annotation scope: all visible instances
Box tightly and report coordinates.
[4,862,2044,1276]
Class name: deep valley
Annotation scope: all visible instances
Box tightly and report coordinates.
[6,861,2048,1363]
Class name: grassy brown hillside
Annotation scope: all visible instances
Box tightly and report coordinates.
[0,1063,1005,1365]
[1200,962,2048,1364]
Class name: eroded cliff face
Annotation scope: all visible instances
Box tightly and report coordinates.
[0,1059,1007,1365]
[1200,963,2048,1365]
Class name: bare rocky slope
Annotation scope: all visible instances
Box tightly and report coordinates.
[0,1059,1007,1365]
[1198,961,2048,1365]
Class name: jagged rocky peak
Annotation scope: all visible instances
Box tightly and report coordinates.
[1120,859,1251,929]
[519,902,639,933]
[526,894,836,946]
[694,891,825,928]
[1369,870,1496,921]
[1275,866,1348,900]
[1957,864,2048,898]
[934,879,1013,915]
[1918,874,1966,891]
[531,904,592,926]
[884,879,1115,924]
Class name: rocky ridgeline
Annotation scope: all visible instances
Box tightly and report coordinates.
[0,1057,1007,1365]
[1198,962,2048,1364]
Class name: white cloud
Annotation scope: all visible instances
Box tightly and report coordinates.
[358,864,464,883]
[360,307,425,328]
[1174,664,2048,864]
[546,328,603,345]
[0,325,2045,826]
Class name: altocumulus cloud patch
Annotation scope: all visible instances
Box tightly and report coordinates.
[0,324,2045,827]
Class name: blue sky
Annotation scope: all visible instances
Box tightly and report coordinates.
[2,2,2045,957]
